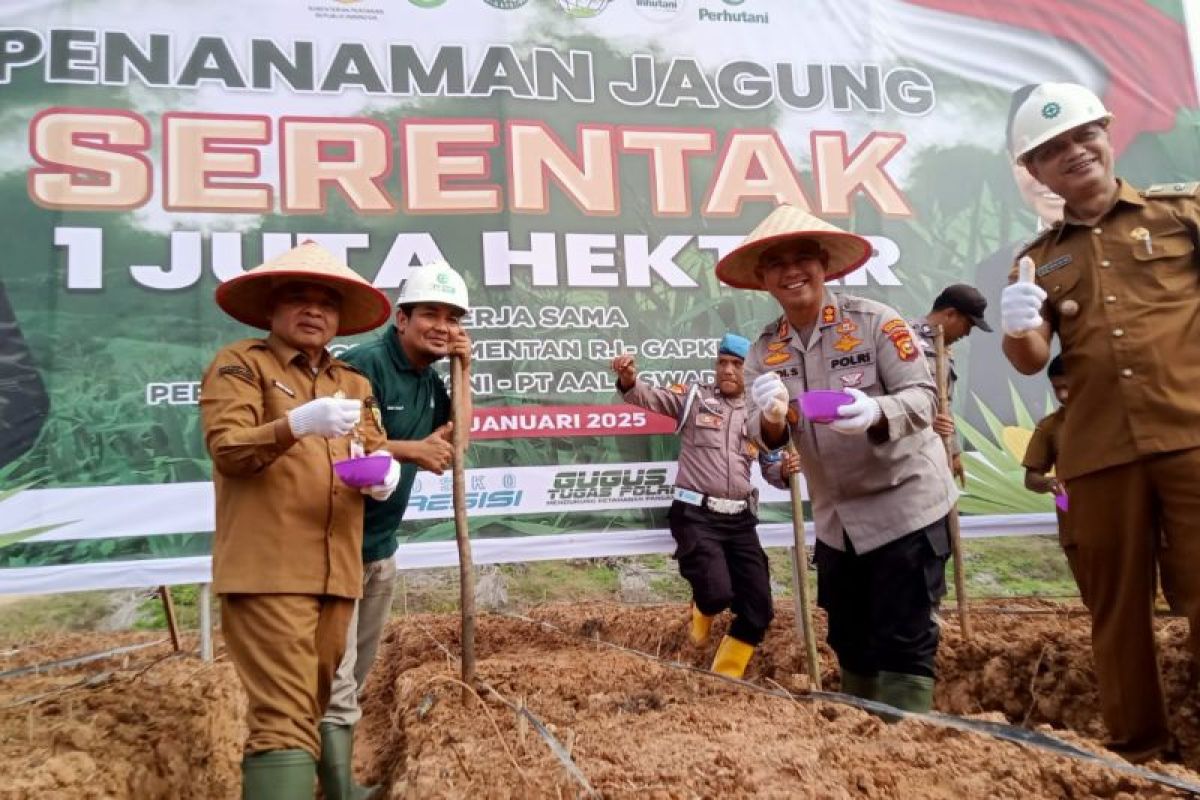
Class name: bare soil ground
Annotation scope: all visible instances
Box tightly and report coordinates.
[2,601,1199,798]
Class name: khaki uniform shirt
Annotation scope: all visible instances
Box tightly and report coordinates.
[1022,406,1065,475]
[621,380,766,500]
[1013,180,1200,481]
[911,317,960,456]
[200,336,386,598]
[746,291,957,554]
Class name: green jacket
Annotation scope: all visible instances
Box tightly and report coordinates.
[342,325,451,562]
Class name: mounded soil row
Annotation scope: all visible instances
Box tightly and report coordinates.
[3,601,1199,798]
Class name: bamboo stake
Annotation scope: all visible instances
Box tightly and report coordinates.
[785,442,822,691]
[450,354,477,701]
[934,326,972,642]
[158,586,182,652]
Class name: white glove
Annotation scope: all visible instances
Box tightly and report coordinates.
[287,397,362,438]
[1001,257,1047,338]
[363,451,402,501]
[751,372,790,425]
[830,388,882,435]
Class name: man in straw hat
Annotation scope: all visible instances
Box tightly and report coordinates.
[719,205,957,713]
[318,259,471,799]
[1002,81,1200,763]
[611,332,800,679]
[201,240,401,797]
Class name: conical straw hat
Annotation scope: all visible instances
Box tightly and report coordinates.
[715,205,873,289]
[215,241,392,335]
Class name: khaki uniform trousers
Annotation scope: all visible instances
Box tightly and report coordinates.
[323,557,398,727]
[1066,446,1200,762]
[222,593,354,758]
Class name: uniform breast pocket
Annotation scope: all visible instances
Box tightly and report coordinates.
[1132,226,1197,293]
[829,362,878,392]
[688,424,724,449]
[262,384,300,423]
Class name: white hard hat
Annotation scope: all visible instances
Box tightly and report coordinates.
[1009,82,1112,163]
[395,259,469,314]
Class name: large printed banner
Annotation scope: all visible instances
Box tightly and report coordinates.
[1,0,1197,593]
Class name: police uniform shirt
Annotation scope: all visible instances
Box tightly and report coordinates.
[1012,180,1200,481]
[342,324,452,563]
[745,291,957,554]
[621,380,759,501]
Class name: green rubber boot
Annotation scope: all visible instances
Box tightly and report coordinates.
[877,670,935,716]
[241,749,316,800]
[838,668,879,701]
[317,722,379,800]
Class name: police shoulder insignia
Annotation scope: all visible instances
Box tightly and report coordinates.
[1142,182,1200,198]
[218,364,256,383]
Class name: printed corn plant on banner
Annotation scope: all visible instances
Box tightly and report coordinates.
[1,0,1198,592]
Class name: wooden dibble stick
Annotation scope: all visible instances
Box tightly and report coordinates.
[785,441,822,691]
[934,326,972,642]
[450,353,477,702]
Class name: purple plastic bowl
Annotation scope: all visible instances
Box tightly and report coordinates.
[333,454,392,488]
[1055,492,1069,512]
[798,390,853,423]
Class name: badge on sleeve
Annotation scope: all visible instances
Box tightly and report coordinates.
[218,364,256,384]
[881,319,918,362]
[696,412,723,429]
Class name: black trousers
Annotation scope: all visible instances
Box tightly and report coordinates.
[667,500,774,645]
[814,516,950,678]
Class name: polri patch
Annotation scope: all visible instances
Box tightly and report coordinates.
[821,305,837,324]
[1036,254,1072,277]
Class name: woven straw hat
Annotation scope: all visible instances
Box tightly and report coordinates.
[715,205,873,290]
[215,241,392,335]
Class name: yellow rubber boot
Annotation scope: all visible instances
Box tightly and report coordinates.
[689,604,715,645]
[711,635,755,679]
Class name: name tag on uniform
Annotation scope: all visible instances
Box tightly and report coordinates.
[696,412,723,429]
[1036,254,1072,277]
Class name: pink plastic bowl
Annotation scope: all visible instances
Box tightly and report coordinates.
[798,390,853,424]
[1055,493,1069,513]
[333,455,391,488]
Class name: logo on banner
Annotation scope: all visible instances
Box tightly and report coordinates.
[547,468,672,503]
[408,0,447,5]
[634,0,684,21]
[483,0,529,7]
[699,0,766,23]
[410,473,525,512]
[558,0,612,16]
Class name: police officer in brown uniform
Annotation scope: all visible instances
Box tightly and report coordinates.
[201,242,401,797]
[910,284,993,484]
[1001,82,1200,763]
[612,333,798,679]
[722,205,957,712]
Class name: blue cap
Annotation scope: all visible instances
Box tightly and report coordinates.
[718,332,750,360]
